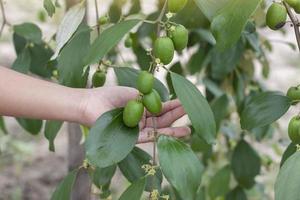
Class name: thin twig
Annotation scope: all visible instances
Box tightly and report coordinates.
[156,0,167,36]
[94,0,100,34]
[283,1,300,51]
[0,0,8,38]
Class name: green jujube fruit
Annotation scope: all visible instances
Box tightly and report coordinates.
[125,36,133,48]
[153,37,175,65]
[98,16,109,25]
[123,100,144,128]
[266,3,287,30]
[285,0,300,8]
[168,0,188,13]
[287,86,300,103]
[143,90,162,115]
[288,116,300,144]
[137,71,154,94]
[294,2,300,13]
[169,25,189,51]
[92,71,106,87]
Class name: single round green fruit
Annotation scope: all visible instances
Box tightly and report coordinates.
[294,1,300,13]
[125,36,133,48]
[123,100,144,128]
[288,116,300,144]
[285,0,300,8]
[153,37,174,65]
[137,71,154,94]
[98,16,109,25]
[143,90,162,115]
[266,3,287,30]
[169,25,189,51]
[168,0,188,13]
[287,86,300,104]
[92,71,106,87]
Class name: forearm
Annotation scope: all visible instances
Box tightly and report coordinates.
[0,66,84,123]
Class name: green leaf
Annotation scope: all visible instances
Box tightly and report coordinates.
[51,169,79,200]
[225,186,247,200]
[29,43,55,78]
[14,23,42,44]
[16,118,43,135]
[92,165,117,188]
[44,0,56,17]
[44,121,63,152]
[193,0,229,20]
[52,2,86,59]
[114,67,169,102]
[211,94,229,131]
[208,165,231,199]
[241,92,291,130]
[171,73,216,144]
[118,147,163,192]
[12,47,31,74]
[85,108,139,168]
[119,177,146,200]
[210,0,261,51]
[0,117,7,134]
[275,151,300,200]
[158,135,204,200]
[57,24,90,88]
[231,139,261,189]
[84,19,140,65]
[13,33,27,55]
[166,62,183,96]
[211,39,244,80]
[280,143,297,167]
[187,47,207,75]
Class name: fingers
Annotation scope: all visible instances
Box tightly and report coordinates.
[146,99,181,117]
[146,106,186,128]
[109,86,139,107]
[137,126,191,144]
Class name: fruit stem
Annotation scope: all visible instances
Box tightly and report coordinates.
[283,1,300,51]
[156,0,168,35]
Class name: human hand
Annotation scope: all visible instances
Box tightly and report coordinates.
[79,86,191,143]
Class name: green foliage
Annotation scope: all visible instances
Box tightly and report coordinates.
[171,72,216,144]
[51,169,79,200]
[84,19,140,65]
[44,121,63,152]
[16,118,43,135]
[119,177,146,200]
[231,139,261,189]
[85,109,139,168]
[118,147,163,192]
[275,151,300,200]
[208,165,231,199]
[241,92,291,130]
[158,135,204,200]
[43,0,56,17]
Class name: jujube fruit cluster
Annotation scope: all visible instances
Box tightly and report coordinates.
[123,71,162,128]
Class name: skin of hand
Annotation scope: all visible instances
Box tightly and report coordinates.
[80,86,191,143]
[0,66,190,143]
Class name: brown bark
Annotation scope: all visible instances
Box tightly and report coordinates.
[65,0,90,200]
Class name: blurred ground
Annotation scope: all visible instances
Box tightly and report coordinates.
[0,0,300,200]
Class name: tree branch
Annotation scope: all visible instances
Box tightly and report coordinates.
[283,1,300,51]
[94,0,100,34]
[0,0,8,38]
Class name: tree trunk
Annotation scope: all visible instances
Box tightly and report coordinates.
[65,0,90,200]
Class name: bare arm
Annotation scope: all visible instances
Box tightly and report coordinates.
[0,66,190,142]
[0,66,83,123]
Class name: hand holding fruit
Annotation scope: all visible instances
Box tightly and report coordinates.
[79,86,190,143]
